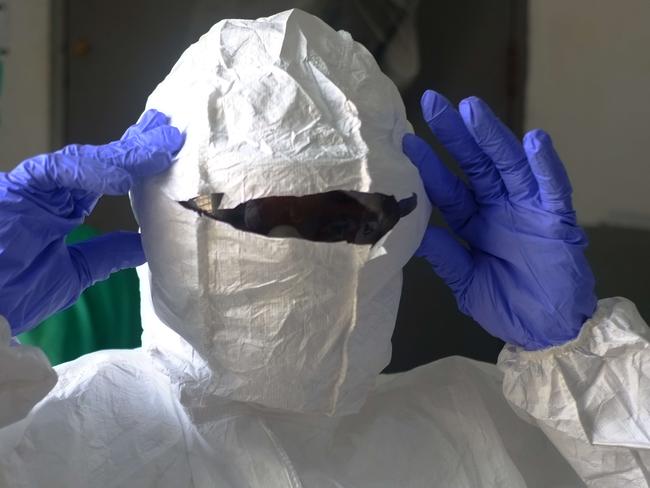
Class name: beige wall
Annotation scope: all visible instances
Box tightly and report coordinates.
[0,0,51,171]
[526,0,650,229]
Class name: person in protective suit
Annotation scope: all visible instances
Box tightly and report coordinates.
[1,9,648,488]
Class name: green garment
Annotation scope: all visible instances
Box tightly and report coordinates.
[17,226,142,366]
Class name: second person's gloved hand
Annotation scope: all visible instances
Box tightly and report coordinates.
[403,90,597,350]
[0,110,184,336]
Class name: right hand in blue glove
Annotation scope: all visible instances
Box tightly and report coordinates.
[403,91,597,350]
[0,110,184,336]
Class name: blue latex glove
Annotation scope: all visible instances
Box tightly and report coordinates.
[403,91,597,350]
[0,110,184,336]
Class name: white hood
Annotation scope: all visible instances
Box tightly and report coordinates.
[131,9,430,416]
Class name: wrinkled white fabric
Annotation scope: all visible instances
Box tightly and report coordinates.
[3,9,650,488]
[3,298,650,487]
[0,315,56,430]
[183,0,421,90]
[130,9,430,416]
[499,297,650,487]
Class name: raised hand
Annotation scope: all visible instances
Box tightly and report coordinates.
[403,90,596,350]
[0,110,184,335]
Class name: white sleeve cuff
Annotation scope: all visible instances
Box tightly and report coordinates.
[0,316,57,429]
[498,297,650,448]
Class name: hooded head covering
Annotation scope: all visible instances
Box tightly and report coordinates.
[131,9,430,416]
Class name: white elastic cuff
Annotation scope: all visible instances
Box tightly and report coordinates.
[498,297,650,447]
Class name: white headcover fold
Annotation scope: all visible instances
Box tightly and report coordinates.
[132,9,430,415]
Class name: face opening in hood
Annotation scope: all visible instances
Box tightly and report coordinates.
[179,191,417,245]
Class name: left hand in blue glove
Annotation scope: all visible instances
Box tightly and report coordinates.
[403,90,597,350]
[0,110,184,336]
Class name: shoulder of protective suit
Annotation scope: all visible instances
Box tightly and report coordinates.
[0,348,191,487]
[0,315,57,429]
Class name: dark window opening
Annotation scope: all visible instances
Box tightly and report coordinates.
[179,190,417,245]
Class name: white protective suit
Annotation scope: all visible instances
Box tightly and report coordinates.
[1,9,650,488]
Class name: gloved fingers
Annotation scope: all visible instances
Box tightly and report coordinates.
[99,123,185,179]
[402,133,477,231]
[459,97,538,202]
[20,124,183,195]
[121,109,173,140]
[419,90,505,202]
[523,129,575,216]
[68,231,146,290]
[70,189,101,216]
[12,152,101,216]
[415,226,474,296]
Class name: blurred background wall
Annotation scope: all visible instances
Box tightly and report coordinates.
[0,0,55,167]
[0,0,648,370]
[526,0,650,230]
